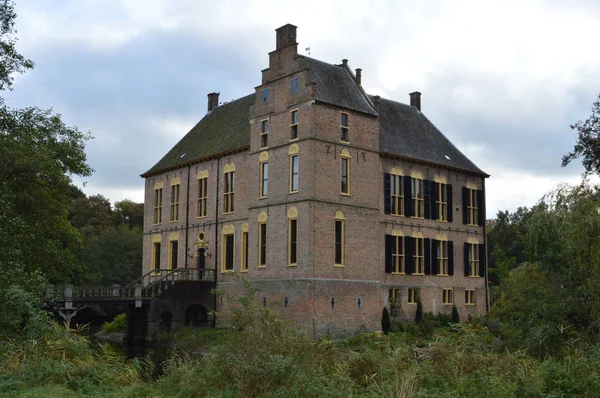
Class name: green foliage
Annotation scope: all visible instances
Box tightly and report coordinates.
[113,199,144,229]
[69,194,114,237]
[382,307,391,334]
[101,313,127,333]
[0,1,34,91]
[76,224,143,285]
[451,305,460,323]
[0,322,150,396]
[415,299,424,322]
[0,286,51,340]
[0,1,92,292]
[562,94,600,176]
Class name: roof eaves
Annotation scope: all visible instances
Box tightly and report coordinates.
[140,145,250,178]
[379,152,490,178]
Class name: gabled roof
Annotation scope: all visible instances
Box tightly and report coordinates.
[141,94,254,177]
[374,96,487,176]
[303,57,378,117]
[142,58,486,178]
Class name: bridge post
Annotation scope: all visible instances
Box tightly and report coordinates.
[64,284,73,310]
[135,284,142,308]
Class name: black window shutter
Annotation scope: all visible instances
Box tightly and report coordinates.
[479,244,486,277]
[447,184,453,222]
[462,187,468,224]
[385,235,393,273]
[383,173,391,214]
[404,176,412,217]
[464,242,469,277]
[405,237,415,274]
[477,189,484,226]
[448,241,454,275]
[431,240,439,275]
[424,238,431,275]
[424,180,431,219]
[431,181,439,221]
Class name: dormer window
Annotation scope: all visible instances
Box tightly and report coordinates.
[262,88,269,102]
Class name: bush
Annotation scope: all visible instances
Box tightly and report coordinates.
[101,312,126,333]
[382,307,391,334]
[415,299,423,322]
[451,304,460,323]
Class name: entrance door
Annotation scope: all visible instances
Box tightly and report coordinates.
[197,248,206,280]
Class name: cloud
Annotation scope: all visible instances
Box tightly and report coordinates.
[7,0,600,214]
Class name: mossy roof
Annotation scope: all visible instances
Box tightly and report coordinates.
[141,94,254,177]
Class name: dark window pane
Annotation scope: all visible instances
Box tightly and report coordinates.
[335,220,343,264]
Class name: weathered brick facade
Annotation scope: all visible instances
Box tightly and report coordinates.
[141,24,488,337]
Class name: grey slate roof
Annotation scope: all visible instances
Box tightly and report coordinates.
[142,58,486,177]
[141,94,254,176]
[303,57,378,116]
[373,96,487,176]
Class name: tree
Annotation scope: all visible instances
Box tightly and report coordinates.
[562,94,600,175]
[76,224,142,285]
[0,1,92,290]
[113,199,144,229]
[0,0,33,91]
[69,194,114,237]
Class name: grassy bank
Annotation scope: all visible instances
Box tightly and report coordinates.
[3,321,600,397]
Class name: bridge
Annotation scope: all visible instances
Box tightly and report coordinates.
[45,268,216,341]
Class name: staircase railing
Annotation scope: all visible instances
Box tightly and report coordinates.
[45,268,216,303]
[141,268,216,298]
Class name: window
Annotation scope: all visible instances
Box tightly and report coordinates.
[443,288,453,305]
[412,178,424,218]
[290,110,299,140]
[334,212,345,266]
[340,113,349,142]
[291,77,298,92]
[408,288,419,304]
[288,218,298,265]
[152,242,161,272]
[260,161,268,198]
[467,188,478,225]
[153,188,162,224]
[261,120,268,148]
[170,184,180,222]
[222,233,234,272]
[168,240,178,270]
[197,177,207,218]
[392,236,404,273]
[468,243,479,277]
[389,288,400,304]
[261,88,268,102]
[437,182,448,221]
[413,237,425,274]
[258,222,267,267]
[391,174,404,215]
[437,240,448,275]
[465,289,475,305]
[224,170,235,213]
[241,231,248,272]
[340,155,351,195]
[289,154,299,192]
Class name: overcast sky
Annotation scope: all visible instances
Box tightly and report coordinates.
[6,0,600,218]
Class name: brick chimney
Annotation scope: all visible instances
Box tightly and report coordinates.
[207,92,219,112]
[355,68,362,85]
[409,91,421,111]
[276,24,297,50]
